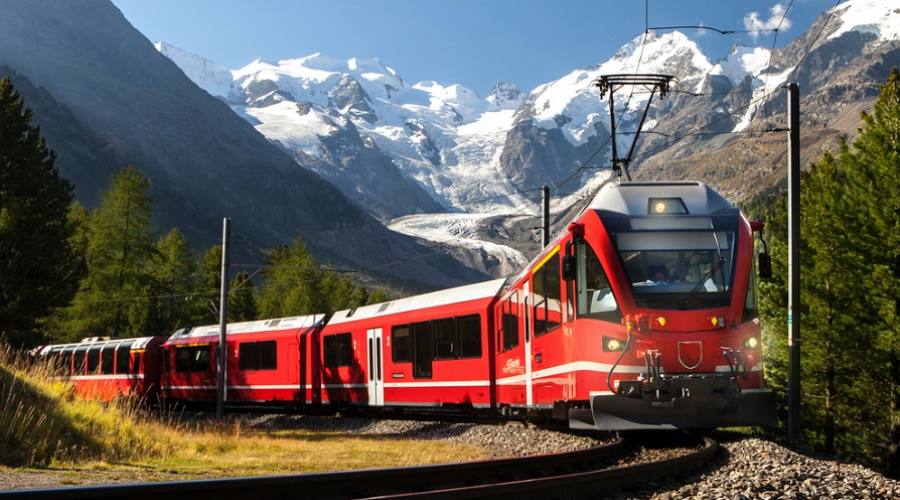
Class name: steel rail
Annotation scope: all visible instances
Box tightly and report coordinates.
[374,436,718,499]
[1,437,633,500]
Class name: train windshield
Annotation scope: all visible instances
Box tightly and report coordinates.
[615,230,736,310]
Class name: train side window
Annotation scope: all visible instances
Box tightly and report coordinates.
[259,341,277,370]
[533,252,562,336]
[324,333,353,368]
[87,346,101,373]
[73,347,87,374]
[174,345,209,372]
[412,321,433,378]
[576,239,621,323]
[239,342,259,370]
[116,344,132,374]
[502,294,520,351]
[61,347,75,373]
[191,347,209,372]
[240,341,277,370]
[433,318,456,360]
[175,347,191,372]
[101,346,115,374]
[133,352,142,373]
[391,325,411,362]
[457,314,482,358]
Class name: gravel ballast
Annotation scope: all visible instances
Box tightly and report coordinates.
[628,437,900,499]
[239,413,606,457]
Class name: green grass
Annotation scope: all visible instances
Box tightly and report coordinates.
[0,344,485,480]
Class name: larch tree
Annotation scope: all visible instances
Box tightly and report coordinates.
[61,166,157,341]
[153,228,199,335]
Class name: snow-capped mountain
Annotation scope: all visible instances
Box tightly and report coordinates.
[156,0,900,276]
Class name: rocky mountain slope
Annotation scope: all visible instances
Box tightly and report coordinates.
[156,0,899,277]
[0,0,486,289]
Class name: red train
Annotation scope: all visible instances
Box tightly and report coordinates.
[36,182,776,430]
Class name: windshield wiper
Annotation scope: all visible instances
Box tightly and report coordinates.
[680,233,726,310]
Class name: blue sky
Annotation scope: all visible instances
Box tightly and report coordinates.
[113,0,836,95]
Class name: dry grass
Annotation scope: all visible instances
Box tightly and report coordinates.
[0,344,485,480]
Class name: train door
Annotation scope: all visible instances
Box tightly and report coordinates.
[366,328,384,406]
[523,281,534,406]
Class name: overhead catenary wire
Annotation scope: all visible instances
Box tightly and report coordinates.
[761,0,795,121]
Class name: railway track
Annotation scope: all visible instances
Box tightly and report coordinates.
[0,435,717,499]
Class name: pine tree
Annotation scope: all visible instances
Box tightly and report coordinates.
[60,166,157,341]
[0,77,82,346]
[839,68,900,473]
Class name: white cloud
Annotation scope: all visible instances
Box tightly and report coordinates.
[744,3,793,40]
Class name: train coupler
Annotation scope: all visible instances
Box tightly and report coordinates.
[585,373,776,430]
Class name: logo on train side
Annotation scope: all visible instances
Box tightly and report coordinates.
[502,357,524,374]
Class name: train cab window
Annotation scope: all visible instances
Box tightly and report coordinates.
[87,346,101,373]
[175,345,209,372]
[433,318,456,360]
[576,239,621,323]
[533,252,562,336]
[116,343,132,374]
[101,346,115,374]
[73,347,87,374]
[391,325,412,362]
[502,294,520,351]
[133,352,142,372]
[239,341,277,370]
[324,333,353,368]
[412,322,433,378]
[457,315,482,358]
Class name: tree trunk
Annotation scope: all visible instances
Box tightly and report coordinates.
[826,356,836,454]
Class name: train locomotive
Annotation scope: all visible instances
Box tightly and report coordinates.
[37,181,776,430]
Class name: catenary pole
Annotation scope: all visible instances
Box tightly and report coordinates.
[541,185,550,247]
[786,83,801,443]
[216,217,231,420]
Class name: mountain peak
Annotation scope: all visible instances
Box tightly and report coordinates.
[487,81,522,108]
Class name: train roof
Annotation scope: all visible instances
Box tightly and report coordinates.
[38,336,159,355]
[328,278,506,326]
[588,181,734,216]
[167,314,325,343]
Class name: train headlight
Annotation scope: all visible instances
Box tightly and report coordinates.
[603,336,625,352]
[647,197,688,215]
[709,316,726,328]
[744,336,759,349]
[656,316,667,327]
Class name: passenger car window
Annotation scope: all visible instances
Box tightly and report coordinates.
[501,293,519,351]
[433,318,456,360]
[412,322,433,378]
[116,343,132,374]
[324,333,352,368]
[391,325,411,362]
[457,315,481,358]
[533,252,562,336]
[101,346,115,374]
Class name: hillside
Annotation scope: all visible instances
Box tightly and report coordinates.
[0,0,485,289]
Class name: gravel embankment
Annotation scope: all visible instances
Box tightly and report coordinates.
[623,437,900,499]
[239,413,607,457]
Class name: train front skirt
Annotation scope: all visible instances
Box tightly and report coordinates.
[570,373,777,430]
